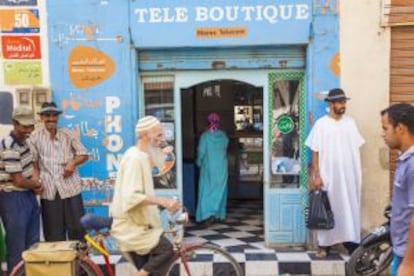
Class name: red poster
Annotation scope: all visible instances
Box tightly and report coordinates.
[1,35,41,59]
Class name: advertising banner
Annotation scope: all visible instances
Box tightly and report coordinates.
[3,61,42,84]
[130,0,312,47]
[1,35,41,59]
[68,46,115,89]
[0,9,40,33]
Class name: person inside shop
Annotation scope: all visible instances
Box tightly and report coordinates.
[29,102,88,242]
[380,103,414,276]
[195,112,229,226]
[110,115,180,276]
[305,88,365,258]
[0,105,43,273]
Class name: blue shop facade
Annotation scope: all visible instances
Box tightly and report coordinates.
[47,0,340,247]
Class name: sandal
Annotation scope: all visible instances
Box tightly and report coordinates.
[315,246,330,258]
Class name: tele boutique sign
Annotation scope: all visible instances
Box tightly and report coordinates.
[133,4,310,24]
[130,0,312,47]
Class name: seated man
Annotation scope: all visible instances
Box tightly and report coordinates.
[110,116,180,276]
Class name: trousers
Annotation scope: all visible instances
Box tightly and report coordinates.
[41,193,85,241]
[0,190,40,273]
[126,236,174,275]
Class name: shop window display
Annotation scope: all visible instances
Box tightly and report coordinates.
[271,78,301,188]
[228,86,264,199]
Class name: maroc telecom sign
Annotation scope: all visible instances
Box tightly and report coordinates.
[130,0,312,47]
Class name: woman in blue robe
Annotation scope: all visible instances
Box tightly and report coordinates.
[196,113,229,224]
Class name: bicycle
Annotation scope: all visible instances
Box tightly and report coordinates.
[11,207,244,276]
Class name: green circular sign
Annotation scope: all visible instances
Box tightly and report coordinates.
[277,115,294,134]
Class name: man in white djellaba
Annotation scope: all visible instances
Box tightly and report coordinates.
[305,88,365,258]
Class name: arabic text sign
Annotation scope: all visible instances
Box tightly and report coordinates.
[0,9,40,33]
[0,0,37,6]
[3,61,42,85]
[68,46,115,89]
[1,35,41,59]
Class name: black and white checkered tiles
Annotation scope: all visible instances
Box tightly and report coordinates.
[110,200,349,275]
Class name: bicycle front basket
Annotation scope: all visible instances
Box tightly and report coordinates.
[22,241,78,276]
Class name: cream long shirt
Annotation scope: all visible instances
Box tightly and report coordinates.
[110,146,163,255]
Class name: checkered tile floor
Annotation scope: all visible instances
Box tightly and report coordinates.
[113,200,349,276]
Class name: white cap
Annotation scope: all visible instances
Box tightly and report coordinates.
[135,116,160,134]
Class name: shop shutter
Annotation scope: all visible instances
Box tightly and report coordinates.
[138,46,306,71]
[389,0,414,26]
[389,0,414,190]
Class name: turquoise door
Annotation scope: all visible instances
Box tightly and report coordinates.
[264,71,307,246]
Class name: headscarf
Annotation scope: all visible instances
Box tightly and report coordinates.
[207,112,220,132]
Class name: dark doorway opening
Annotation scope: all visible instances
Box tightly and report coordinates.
[181,79,264,218]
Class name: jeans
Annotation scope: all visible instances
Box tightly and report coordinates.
[0,190,40,273]
[391,254,403,276]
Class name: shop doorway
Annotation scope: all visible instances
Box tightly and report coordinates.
[180,79,264,218]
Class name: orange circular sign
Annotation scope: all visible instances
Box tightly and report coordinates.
[330,52,340,76]
[68,46,115,89]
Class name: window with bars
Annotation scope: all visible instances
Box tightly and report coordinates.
[142,76,177,189]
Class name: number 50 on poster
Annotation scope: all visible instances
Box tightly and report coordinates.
[0,9,40,33]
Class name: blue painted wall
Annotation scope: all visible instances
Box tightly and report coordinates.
[307,0,340,127]
[47,0,136,179]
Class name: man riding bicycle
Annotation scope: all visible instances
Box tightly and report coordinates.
[110,116,180,276]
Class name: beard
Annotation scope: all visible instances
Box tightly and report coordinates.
[146,144,165,170]
[333,107,346,115]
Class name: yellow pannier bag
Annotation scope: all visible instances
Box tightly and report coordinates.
[22,241,78,276]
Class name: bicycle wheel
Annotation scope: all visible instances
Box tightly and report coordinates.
[165,243,244,276]
[77,257,105,276]
[9,260,24,276]
[9,258,104,276]
[347,240,393,276]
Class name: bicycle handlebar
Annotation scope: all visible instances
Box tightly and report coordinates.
[167,206,189,226]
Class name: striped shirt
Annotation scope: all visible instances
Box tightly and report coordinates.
[29,127,88,200]
[0,132,33,192]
